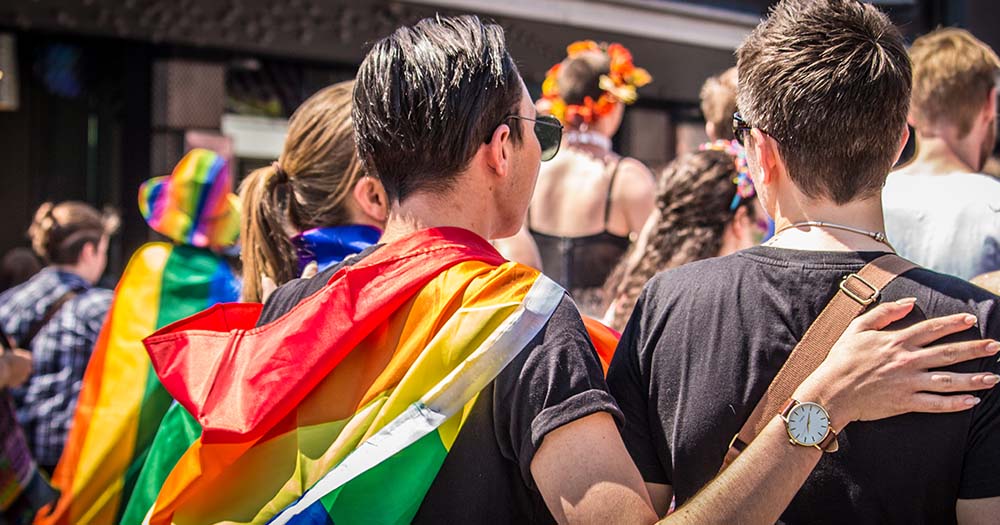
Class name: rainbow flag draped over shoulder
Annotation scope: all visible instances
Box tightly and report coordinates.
[37,243,239,525]
[135,228,570,524]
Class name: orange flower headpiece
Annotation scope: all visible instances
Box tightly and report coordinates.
[541,40,652,126]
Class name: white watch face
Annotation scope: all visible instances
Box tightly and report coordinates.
[786,402,830,446]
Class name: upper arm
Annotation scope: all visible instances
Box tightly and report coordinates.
[531,411,657,525]
[613,158,657,235]
[605,291,673,487]
[958,497,1000,525]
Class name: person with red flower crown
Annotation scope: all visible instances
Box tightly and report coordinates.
[527,41,657,317]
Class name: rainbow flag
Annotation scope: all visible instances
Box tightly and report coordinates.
[37,242,239,525]
[134,228,567,524]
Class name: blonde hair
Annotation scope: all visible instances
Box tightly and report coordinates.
[699,67,738,141]
[28,201,119,265]
[910,28,1000,137]
[239,80,365,302]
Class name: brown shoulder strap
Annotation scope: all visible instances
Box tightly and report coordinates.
[721,254,917,471]
[20,290,78,350]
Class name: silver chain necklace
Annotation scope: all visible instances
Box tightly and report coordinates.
[770,220,895,252]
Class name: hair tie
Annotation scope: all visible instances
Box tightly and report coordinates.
[272,162,290,184]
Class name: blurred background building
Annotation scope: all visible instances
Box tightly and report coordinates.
[0,0,996,275]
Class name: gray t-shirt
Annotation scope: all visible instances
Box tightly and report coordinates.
[883,170,1000,279]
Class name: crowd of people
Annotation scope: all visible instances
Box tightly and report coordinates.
[1,0,1000,523]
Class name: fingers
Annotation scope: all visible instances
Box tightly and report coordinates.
[301,261,319,279]
[261,274,277,304]
[906,392,982,414]
[895,312,978,348]
[920,371,1000,393]
[850,298,916,332]
[911,339,1000,369]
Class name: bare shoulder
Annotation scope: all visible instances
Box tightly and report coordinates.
[612,156,656,200]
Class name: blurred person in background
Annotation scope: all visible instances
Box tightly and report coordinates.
[38,149,242,525]
[0,201,118,472]
[238,80,388,303]
[699,67,738,142]
[0,248,42,294]
[528,41,656,317]
[603,144,766,331]
[117,81,389,522]
[883,28,1000,279]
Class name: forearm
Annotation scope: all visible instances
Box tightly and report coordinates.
[658,416,821,525]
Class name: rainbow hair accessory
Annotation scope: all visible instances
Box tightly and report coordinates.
[138,148,240,251]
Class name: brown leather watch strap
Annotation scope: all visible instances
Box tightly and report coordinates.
[720,254,916,472]
[779,398,840,453]
[818,425,839,453]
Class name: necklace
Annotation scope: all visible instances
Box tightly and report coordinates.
[566,130,612,152]
[770,220,895,252]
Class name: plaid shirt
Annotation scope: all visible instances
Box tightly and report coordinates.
[0,268,112,466]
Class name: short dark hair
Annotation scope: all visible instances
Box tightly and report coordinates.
[353,15,524,202]
[736,0,911,204]
[557,50,610,105]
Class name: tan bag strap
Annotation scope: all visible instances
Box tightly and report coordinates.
[721,254,917,471]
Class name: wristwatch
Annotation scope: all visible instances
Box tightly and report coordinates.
[780,398,839,453]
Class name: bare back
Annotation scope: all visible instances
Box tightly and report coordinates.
[529,147,654,238]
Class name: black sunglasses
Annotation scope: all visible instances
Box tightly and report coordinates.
[732,112,753,146]
[733,111,776,147]
[506,115,563,162]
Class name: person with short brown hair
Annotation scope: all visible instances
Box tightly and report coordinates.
[699,67,738,141]
[883,27,1000,279]
[0,201,118,470]
[609,1,1000,522]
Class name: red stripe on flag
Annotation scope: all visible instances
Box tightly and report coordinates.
[143,227,506,445]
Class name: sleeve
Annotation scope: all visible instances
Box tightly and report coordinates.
[959,300,1000,499]
[606,285,671,485]
[492,294,624,489]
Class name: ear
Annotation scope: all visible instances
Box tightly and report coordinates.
[893,124,911,165]
[483,123,513,181]
[750,128,783,186]
[705,121,717,141]
[79,240,97,264]
[729,205,750,237]
[984,86,997,123]
[352,176,389,224]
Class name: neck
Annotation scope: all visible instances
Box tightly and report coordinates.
[907,132,979,174]
[380,189,494,245]
[53,264,94,285]
[768,195,890,252]
[565,129,612,153]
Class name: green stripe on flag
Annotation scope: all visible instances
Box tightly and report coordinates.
[328,430,448,524]
[119,404,201,525]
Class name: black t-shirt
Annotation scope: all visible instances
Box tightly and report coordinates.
[607,246,1000,525]
[258,246,622,524]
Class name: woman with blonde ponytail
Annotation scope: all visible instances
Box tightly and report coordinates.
[240,80,388,302]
